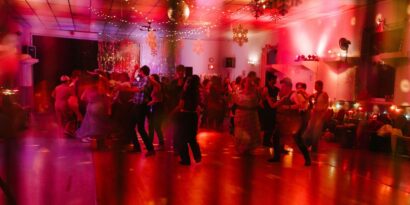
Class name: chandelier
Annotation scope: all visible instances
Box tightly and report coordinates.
[248,0,303,19]
[232,24,248,46]
[249,0,268,18]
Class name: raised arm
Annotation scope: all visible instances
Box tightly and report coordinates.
[130,65,139,82]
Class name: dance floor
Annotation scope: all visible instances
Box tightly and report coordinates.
[1,114,410,205]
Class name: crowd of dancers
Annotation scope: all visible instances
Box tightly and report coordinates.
[52,64,329,166]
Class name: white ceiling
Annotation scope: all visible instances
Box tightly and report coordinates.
[4,0,368,40]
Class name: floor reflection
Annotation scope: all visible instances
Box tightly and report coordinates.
[1,115,410,204]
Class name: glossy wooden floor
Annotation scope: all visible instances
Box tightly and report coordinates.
[1,114,410,205]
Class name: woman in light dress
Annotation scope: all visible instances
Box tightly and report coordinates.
[76,75,112,147]
[232,77,261,154]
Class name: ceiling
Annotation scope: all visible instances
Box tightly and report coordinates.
[4,0,366,40]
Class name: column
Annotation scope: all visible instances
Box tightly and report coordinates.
[19,56,38,108]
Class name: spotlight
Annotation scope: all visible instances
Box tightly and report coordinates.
[339,37,351,62]
[339,38,351,50]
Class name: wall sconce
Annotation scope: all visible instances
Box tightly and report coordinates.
[248,56,257,66]
[248,57,257,65]
[208,64,214,70]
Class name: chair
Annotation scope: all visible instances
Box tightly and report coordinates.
[391,117,410,156]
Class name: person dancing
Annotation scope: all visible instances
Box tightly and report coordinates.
[76,74,112,149]
[303,80,329,152]
[232,77,261,155]
[174,75,202,165]
[126,65,155,156]
[148,74,165,150]
[52,75,78,138]
[260,74,279,147]
[268,78,311,166]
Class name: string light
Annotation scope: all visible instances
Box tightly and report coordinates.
[90,6,218,41]
[89,3,250,29]
[89,6,221,27]
[90,1,285,42]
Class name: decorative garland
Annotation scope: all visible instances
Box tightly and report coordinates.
[97,39,139,73]
[146,31,158,56]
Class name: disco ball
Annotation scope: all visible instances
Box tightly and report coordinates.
[167,1,190,22]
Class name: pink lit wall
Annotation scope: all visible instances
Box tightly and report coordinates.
[174,30,278,79]
[271,6,365,101]
[275,12,364,64]
[138,37,168,75]
[316,62,356,102]
[266,63,315,93]
[271,0,410,103]
[219,30,278,79]
[177,39,222,77]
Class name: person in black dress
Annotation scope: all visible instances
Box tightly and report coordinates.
[261,74,280,147]
[174,75,202,165]
[168,65,186,153]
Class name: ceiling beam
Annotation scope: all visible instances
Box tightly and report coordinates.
[67,0,76,31]
[46,0,62,30]
[114,0,139,37]
[101,0,114,35]
[31,29,99,41]
[24,0,47,29]
[114,0,126,37]
[88,0,92,32]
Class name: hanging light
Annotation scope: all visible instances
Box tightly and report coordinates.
[232,24,248,46]
[248,0,301,19]
[249,0,268,18]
